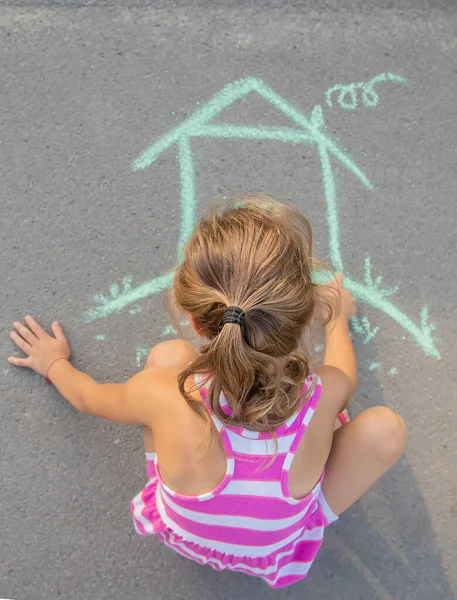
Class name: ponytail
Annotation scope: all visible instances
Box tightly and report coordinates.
[173,195,334,432]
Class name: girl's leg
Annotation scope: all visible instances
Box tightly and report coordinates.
[322,406,406,516]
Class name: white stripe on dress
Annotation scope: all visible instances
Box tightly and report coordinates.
[270,559,313,583]
[162,526,323,578]
[302,407,315,427]
[282,452,294,471]
[239,429,261,439]
[225,456,235,477]
[283,411,300,429]
[160,489,314,531]
[156,486,306,557]
[225,429,296,455]
[132,491,155,534]
[218,479,283,498]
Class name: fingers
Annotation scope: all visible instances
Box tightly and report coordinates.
[25,315,47,339]
[13,321,36,344]
[8,355,31,367]
[9,331,31,354]
[51,320,65,340]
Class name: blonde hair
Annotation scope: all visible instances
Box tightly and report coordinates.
[171,195,335,432]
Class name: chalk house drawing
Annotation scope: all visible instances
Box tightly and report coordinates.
[84,75,440,361]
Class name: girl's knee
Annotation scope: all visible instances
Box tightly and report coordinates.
[358,406,406,462]
[146,339,198,370]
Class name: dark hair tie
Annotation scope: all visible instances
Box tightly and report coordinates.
[222,306,246,328]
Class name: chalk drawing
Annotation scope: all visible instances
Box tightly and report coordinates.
[389,367,399,376]
[136,347,150,369]
[84,75,440,360]
[364,257,398,298]
[136,320,190,367]
[161,320,189,337]
[369,362,381,371]
[162,324,178,337]
[360,316,380,345]
[95,334,106,341]
[326,73,406,110]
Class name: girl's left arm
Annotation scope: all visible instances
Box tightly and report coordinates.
[8,315,157,425]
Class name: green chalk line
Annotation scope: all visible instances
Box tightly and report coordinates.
[85,74,441,361]
[326,73,406,110]
[136,346,150,369]
[345,277,440,359]
[84,271,175,322]
[193,124,315,145]
[178,136,196,258]
[132,78,259,171]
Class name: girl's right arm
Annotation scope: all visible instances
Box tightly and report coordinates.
[323,292,357,398]
[315,274,357,413]
[294,276,357,481]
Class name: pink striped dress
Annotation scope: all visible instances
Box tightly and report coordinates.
[131,372,338,588]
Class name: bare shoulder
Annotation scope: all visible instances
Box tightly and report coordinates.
[125,366,202,415]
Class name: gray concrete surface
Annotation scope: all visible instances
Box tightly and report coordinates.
[1,2,457,599]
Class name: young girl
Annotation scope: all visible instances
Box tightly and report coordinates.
[8,196,406,589]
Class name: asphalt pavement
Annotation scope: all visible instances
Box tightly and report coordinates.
[1,1,457,599]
